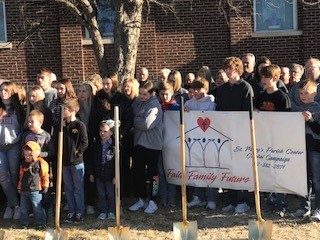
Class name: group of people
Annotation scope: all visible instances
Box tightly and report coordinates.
[0,53,320,230]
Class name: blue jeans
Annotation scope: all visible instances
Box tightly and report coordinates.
[63,163,85,215]
[0,142,20,207]
[158,153,176,205]
[95,178,115,214]
[300,151,320,210]
[20,191,46,225]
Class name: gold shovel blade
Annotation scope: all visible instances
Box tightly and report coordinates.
[45,228,69,240]
[0,230,5,240]
[108,226,130,240]
[173,221,198,240]
[248,220,272,240]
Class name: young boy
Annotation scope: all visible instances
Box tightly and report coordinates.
[37,67,57,107]
[62,99,89,223]
[184,78,217,210]
[292,80,320,220]
[257,65,291,217]
[157,82,179,207]
[215,56,253,213]
[89,120,116,220]
[18,141,49,229]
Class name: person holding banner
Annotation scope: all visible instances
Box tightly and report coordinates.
[257,64,291,217]
[215,56,254,213]
[184,78,217,210]
[292,80,320,220]
[129,81,163,214]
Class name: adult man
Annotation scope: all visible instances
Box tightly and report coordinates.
[139,67,149,87]
[289,58,320,110]
[37,67,57,107]
[280,67,290,87]
[241,53,255,82]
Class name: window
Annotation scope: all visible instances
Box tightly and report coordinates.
[254,0,297,32]
[0,1,7,42]
[85,0,116,39]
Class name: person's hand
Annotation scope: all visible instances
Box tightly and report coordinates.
[184,107,190,112]
[42,187,48,194]
[89,175,94,183]
[302,111,312,122]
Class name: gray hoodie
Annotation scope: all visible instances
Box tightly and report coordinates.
[132,96,163,150]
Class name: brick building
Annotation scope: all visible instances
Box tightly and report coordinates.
[0,0,319,84]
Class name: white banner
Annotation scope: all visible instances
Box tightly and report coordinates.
[163,111,307,197]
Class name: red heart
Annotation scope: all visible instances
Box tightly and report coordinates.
[197,117,210,132]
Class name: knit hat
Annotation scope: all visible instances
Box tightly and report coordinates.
[24,141,41,152]
[101,119,121,134]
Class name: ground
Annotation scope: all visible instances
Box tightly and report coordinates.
[0,194,319,240]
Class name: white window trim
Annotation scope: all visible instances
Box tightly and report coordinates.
[82,37,114,46]
[253,0,298,34]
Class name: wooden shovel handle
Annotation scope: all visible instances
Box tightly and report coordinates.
[180,97,188,223]
[249,94,263,222]
[114,106,121,228]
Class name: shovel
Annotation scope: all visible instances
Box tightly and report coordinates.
[0,230,4,240]
[248,94,272,240]
[45,106,69,240]
[173,97,198,240]
[108,106,130,240]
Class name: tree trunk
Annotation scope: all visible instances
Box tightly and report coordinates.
[114,0,143,83]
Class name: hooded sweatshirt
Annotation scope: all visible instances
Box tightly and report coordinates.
[184,94,216,111]
[132,96,163,150]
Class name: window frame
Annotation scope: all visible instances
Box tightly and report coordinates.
[253,0,298,33]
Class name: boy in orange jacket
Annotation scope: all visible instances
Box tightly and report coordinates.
[18,141,49,230]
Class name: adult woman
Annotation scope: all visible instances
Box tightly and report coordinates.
[0,81,24,219]
[25,86,53,134]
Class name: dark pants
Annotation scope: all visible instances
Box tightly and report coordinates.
[133,145,160,201]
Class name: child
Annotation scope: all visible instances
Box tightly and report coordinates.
[18,141,49,229]
[129,81,163,214]
[257,65,291,217]
[89,120,116,220]
[157,82,179,207]
[292,80,320,220]
[215,56,253,213]
[184,78,217,210]
[62,99,89,223]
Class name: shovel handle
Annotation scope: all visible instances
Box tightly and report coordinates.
[114,106,121,228]
[249,93,263,222]
[55,105,64,228]
[180,97,188,223]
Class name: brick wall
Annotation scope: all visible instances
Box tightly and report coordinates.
[1,1,320,85]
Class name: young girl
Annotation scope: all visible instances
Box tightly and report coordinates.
[129,81,163,214]
[0,81,24,219]
[25,86,53,134]
[167,70,189,105]
[89,120,116,220]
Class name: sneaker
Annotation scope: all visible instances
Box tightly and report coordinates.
[21,224,28,229]
[3,207,13,219]
[206,201,216,210]
[293,208,311,218]
[129,198,145,211]
[310,209,320,221]
[37,224,47,230]
[275,208,286,218]
[235,203,250,213]
[222,204,235,212]
[187,196,206,208]
[97,212,107,220]
[13,206,21,220]
[64,212,75,223]
[86,205,95,215]
[144,200,158,214]
[75,213,84,222]
[107,212,116,220]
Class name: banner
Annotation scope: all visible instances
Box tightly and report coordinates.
[162,111,307,197]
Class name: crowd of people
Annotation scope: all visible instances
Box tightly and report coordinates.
[0,53,320,230]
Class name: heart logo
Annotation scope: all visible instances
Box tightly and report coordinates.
[197,117,210,132]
